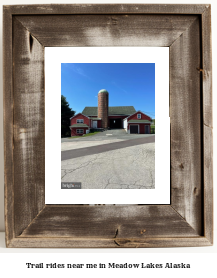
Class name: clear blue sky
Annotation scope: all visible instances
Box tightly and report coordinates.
[61,63,155,118]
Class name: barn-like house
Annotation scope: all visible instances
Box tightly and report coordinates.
[69,89,152,136]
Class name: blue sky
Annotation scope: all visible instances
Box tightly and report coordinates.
[61,63,155,118]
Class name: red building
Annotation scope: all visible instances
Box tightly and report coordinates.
[69,113,90,136]
[69,89,152,136]
[123,111,152,134]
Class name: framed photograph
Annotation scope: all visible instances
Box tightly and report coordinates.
[45,47,170,205]
[4,4,212,248]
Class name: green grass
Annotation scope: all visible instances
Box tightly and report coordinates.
[69,131,100,139]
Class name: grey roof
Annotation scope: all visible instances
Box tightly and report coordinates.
[70,124,89,128]
[82,106,136,116]
[89,117,101,120]
[128,120,151,123]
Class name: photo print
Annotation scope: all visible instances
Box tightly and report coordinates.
[45,47,170,204]
[61,63,155,190]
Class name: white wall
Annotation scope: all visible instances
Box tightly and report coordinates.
[123,119,127,129]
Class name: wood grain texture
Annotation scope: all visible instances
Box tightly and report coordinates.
[203,125,213,243]
[3,4,213,248]
[8,237,212,248]
[4,4,207,15]
[16,15,197,47]
[170,17,202,234]
[201,6,213,245]
[3,7,14,247]
[20,205,198,238]
[202,6,212,129]
[12,17,45,237]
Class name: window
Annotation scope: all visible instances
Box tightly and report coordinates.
[76,129,84,134]
[137,114,141,119]
[77,119,84,123]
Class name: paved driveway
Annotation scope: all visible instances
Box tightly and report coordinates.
[62,136,155,161]
[61,129,153,142]
[61,142,155,189]
[61,129,155,189]
[61,129,154,152]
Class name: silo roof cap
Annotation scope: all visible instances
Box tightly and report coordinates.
[98,89,108,94]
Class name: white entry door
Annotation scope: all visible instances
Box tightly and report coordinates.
[92,121,97,128]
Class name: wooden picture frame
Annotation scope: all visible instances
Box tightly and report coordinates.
[3,4,213,248]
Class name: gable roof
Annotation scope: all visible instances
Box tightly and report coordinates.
[82,106,136,116]
[82,107,98,116]
[70,112,89,120]
[123,110,152,121]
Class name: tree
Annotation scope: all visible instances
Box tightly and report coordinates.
[61,95,75,137]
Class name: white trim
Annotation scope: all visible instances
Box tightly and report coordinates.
[123,118,127,129]
[123,110,148,121]
[76,119,84,124]
[129,124,139,134]
[76,129,84,134]
[137,113,141,119]
[70,113,90,120]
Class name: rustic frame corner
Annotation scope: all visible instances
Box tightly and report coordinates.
[3,4,213,248]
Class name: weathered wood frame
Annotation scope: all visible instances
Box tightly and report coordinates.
[3,4,213,248]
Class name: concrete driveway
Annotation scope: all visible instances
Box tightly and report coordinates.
[62,136,155,160]
[61,129,154,152]
[61,142,155,189]
[61,129,155,189]
[61,129,154,142]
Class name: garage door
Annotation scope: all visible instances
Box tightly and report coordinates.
[130,125,138,134]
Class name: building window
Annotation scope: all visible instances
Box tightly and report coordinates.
[137,114,141,119]
[77,119,84,123]
[76,129,84,134]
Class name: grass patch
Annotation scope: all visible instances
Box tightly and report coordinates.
[69,131,100,139]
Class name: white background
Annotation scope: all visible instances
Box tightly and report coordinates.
[45,47,170,204]
[0,0,216,276]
